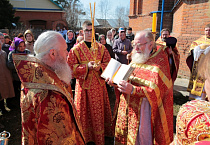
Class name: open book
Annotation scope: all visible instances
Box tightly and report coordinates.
[101,58,135,85]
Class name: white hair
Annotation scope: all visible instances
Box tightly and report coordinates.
[34,31,72,84]
[34,31,63,59]
[107,30,112,35]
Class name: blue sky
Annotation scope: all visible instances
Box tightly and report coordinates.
[79,0,130,19]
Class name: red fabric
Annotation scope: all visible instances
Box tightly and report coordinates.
[164,46,180,83]
[114,48,173,145]
[156,38,180,83]
[67,41,113,145]
[13,54,85,145]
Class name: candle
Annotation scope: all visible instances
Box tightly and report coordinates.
[152,13,157,33]
[89,2,97,61]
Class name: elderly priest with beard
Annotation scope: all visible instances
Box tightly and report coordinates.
[13,31,85,145]
[107,30,173,145]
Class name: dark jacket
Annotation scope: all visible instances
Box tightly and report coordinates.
[67,39,76,52]
[7,49,30,81]
[126,33,135,42]
[112,38,133,64]
[105,43,115,59]
[2,43,10,57]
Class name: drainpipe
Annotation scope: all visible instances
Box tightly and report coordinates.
[160,0,165,36]
[150,0,182,36]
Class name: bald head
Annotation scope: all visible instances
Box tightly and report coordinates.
[135,30,154,41]
[134,30,155,50]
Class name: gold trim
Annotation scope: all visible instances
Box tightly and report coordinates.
[100,44,105,59]
[149,45,162,59]
[129,71,171,144]
[131,63,172,89]
[13,54,37,61]
[142,88,155,125]
[23,82,73,103]
[79,42,93,61]
[13,54,85,140]
[132,86,136,95]
[82,71,93,89]
[142,85,171,144]
[72,46,82,63]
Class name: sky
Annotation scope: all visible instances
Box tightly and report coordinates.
[79,0,130,19]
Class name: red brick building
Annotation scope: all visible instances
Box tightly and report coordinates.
[129,0,210,78]
[9,0,67,30]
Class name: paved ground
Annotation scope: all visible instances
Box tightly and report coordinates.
[0,78,190,145]
[174,77,189,98]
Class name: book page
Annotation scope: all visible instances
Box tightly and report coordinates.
[101,58,121,80]
[113,64,132,85]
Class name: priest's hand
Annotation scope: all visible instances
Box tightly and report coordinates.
[88,61,95,70]
[105,78,117,87]
[118,80,133,95]
[94,61,101,71]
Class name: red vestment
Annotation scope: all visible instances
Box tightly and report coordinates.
[156,37,180,83]
[67,41,113,145]
[13,54,85,145]
[114,47,173,145]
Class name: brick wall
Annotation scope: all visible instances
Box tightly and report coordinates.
[15,11,67,30]
[129,0,210,78]
[172,0,210,78]
[129,0,174,36]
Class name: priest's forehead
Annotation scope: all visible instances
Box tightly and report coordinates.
[134,31,153,43]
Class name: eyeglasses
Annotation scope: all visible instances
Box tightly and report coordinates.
[84,29,92,34]
[132,41,150,48]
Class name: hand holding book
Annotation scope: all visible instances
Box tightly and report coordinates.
[101,58,134,85]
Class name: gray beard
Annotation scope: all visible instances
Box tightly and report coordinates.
[53,60,72,85]
[39,55,72,85]
[131,49,150,64]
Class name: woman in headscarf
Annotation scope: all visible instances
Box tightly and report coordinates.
[7,37,30,107]
[99,34,115,58]
[66,30,76,52]
[24,29,35,54]
[9,33,24,51]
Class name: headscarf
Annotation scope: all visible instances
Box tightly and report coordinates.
[24,29,35,43]
[9,37,25,51]
[65,30,75,43]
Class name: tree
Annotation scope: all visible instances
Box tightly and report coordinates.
[115,6,125,27]
[0,0,19,29]
[66,0,85,30]
[53,0,85,30]
[99,0,110,26]
[115,6,129,27]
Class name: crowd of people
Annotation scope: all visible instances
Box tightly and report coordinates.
[1,21,210,145]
